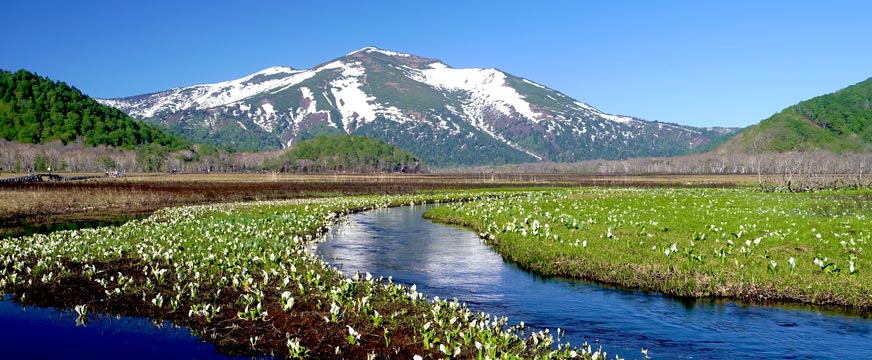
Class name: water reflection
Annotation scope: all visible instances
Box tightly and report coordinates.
[315,205,872,359]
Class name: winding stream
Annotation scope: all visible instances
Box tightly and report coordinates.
[314,204,872,359]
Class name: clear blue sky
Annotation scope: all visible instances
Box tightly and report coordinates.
[2,0,871,128]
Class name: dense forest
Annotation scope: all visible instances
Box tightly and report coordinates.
[266,134,423,173]
[0,69,188,149]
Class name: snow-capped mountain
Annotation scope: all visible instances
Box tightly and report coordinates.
[99,47,736,166]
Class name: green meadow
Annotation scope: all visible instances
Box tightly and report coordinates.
[426,188,872,310]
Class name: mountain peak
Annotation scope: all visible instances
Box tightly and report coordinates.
[346,46,412,58]
[254,66,297,75]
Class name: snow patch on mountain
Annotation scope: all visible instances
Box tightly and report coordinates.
[522,78,548,90]
[251,102,278,132]
[656,122,701,133]
[573,101,596,112]
[410,66,540,121]
[347,46,413,58]
[380,106,414,124]
[299,87,317,114]
[329,61,377,132]
[568,101,638,126]
[599,113,637,125]
[101,66,314,118]
[261,103,275,117]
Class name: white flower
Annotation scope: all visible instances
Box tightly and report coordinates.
[347,325,360,339]
[330,302,340,315]
[788,257,795,268]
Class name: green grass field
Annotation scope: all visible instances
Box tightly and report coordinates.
[425,188,872,310]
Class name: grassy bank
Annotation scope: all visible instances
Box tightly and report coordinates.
[424,188,872,311]
[0,190,617,359]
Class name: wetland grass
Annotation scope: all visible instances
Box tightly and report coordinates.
[0,175,755,359]
[424,188,872,311]
[0,190,617,359]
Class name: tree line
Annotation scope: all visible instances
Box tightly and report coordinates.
[3,137,870,191]
[453,149,872,191]
[0,134,426,174]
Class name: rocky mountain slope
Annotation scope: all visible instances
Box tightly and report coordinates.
[100,47,736,166]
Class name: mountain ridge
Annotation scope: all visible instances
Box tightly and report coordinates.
[99,47,737,166]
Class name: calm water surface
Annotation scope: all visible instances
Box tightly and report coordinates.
[0,295,245,359]
[314,204,872,359]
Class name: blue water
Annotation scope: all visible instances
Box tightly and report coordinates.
[0,295,241,359]
[314,204,872,359]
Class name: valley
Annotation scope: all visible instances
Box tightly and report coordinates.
[3,10,872,358]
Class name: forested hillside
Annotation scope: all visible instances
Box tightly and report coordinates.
[267,135,423,173]
[0,69,188,149]
[722,77,872,153]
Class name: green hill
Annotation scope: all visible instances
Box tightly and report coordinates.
[268,134,423,173]
[722,77,872,153]
[0,68,188,149]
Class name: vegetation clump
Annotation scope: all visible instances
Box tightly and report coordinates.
[267,134,423,173]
